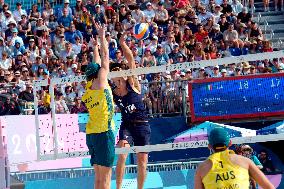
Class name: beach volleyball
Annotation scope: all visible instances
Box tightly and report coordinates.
[133,23,150,40]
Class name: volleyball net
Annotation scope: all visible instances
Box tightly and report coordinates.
[32,51,284,161]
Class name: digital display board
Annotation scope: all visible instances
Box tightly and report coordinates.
[189,73,284,122]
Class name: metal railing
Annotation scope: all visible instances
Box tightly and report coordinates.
[140,79,189,117]
[1,79,189,117]
[256,13,282,49]
[12,160,202,182]
[257,13,277,48]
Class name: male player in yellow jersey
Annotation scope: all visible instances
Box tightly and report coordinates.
[82,23,115,189]
[194,127,275,189]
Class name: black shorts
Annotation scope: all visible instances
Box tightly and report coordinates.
[119,122,151,146]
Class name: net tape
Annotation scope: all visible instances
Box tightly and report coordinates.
[33,51,284,87]
[38,133,284,161]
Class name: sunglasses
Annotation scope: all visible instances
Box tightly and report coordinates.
[242,148,251,152]
[111,67,121,71]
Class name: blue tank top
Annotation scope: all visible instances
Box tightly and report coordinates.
[113,82,148,123]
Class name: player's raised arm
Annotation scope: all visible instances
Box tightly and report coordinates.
[119,32,135,69]
[119,32,141,93]
[91,35,101,66]
[94,23,109,84]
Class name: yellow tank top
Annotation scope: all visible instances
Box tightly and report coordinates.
[202,150,250,189]
[82,82,115,134]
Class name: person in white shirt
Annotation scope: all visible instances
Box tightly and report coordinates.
[231,0,243,15]
[13,2,27,22]
[223,23,239,43]
[211,65,222,77]
[0,52,11,70]
[59,42,76,61]
[131,5,145,23]
[8,28,24,47]
[58,0,73,18]
[162,33,178,55]
[198,6,214,25]
[155,2,169,25]
[146,36,159,53]
[100,0,108,13]
[220,69,227,77]
[72,36,82,55]
[212,5,223,23]
[122,13,135,30]
[1,10,16,32]
[143,2,156,23]
[226,63,236,76]
[14,70,26,92]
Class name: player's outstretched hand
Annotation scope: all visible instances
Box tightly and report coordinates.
[119,32,128,45]
[94,22,105,37]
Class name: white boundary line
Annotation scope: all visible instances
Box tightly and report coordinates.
[38,133,284,161]
[33,51,284,161]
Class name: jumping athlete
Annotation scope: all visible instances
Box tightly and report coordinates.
[82,23,115,189]
[194,127,275,189]
[111,32,151,189]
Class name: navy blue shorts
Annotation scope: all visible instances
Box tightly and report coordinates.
[119,122,151,146]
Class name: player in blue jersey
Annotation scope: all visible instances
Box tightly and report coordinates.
[110,32,151,189]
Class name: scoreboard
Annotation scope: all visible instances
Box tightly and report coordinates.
[189,73,284,122]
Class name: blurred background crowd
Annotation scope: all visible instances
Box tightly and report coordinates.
[0,0,284,116]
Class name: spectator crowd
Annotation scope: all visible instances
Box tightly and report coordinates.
[235,144,282,188]
[1,0,284,116]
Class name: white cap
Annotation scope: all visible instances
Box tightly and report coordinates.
[221,69,227,73]
[146,2,152,6]
[5,10,12,15]
[22,67,28,71]
[180,72,185,76]
[258,63,265,68]
[71,64,78,69]
[64,0,70,3]
[165,71,170,75]
[212,24,220,30]
[165,75,171,79]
